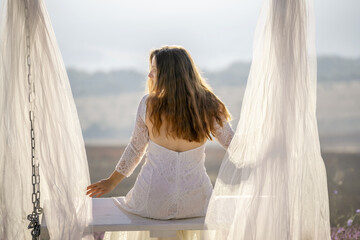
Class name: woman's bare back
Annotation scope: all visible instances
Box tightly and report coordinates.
[145,115,206,152]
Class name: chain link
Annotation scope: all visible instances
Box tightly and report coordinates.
[24,1,43,239]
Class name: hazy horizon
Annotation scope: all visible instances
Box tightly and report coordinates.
[66,57,360,153]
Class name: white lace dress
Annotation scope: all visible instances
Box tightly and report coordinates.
[104,94,234,239]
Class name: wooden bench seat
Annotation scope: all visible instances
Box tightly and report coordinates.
[40,197,205,239]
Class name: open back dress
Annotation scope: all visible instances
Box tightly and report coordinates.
[112,94,234,220]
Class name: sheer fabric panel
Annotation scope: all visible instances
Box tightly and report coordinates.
[0,0,93,239]
[203,0,331,239]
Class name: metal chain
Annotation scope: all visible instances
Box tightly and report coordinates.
[24,1,43,239]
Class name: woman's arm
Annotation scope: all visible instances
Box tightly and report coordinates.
[86,95,149,198]
[213,119,235,149]
[86,170,125,198]
[114,95,149,177]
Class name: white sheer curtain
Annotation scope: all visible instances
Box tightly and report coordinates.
[204,0,331,239]
[0,0,93,239]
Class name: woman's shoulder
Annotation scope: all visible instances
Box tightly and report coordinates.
[138,94,149,106]
[138,94,149,121]
[140,94,149,102]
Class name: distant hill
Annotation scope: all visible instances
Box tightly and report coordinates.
[67,69,146,97]
[67,56,360,97]
[204,56,360,87]
[202,61,250,87]
[317,56,360,82]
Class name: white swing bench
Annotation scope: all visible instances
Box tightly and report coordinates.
[40,198,205,239]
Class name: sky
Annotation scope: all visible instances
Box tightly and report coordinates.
[2,0,360,72]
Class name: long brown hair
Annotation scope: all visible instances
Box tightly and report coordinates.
[146,46,231,142]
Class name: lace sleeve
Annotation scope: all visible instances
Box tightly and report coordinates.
[115,95,149,177]
[213,119,235,149]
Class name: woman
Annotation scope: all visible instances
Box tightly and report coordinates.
[86,45,234,226]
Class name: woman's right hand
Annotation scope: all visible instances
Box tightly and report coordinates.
[86,178,117,198]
